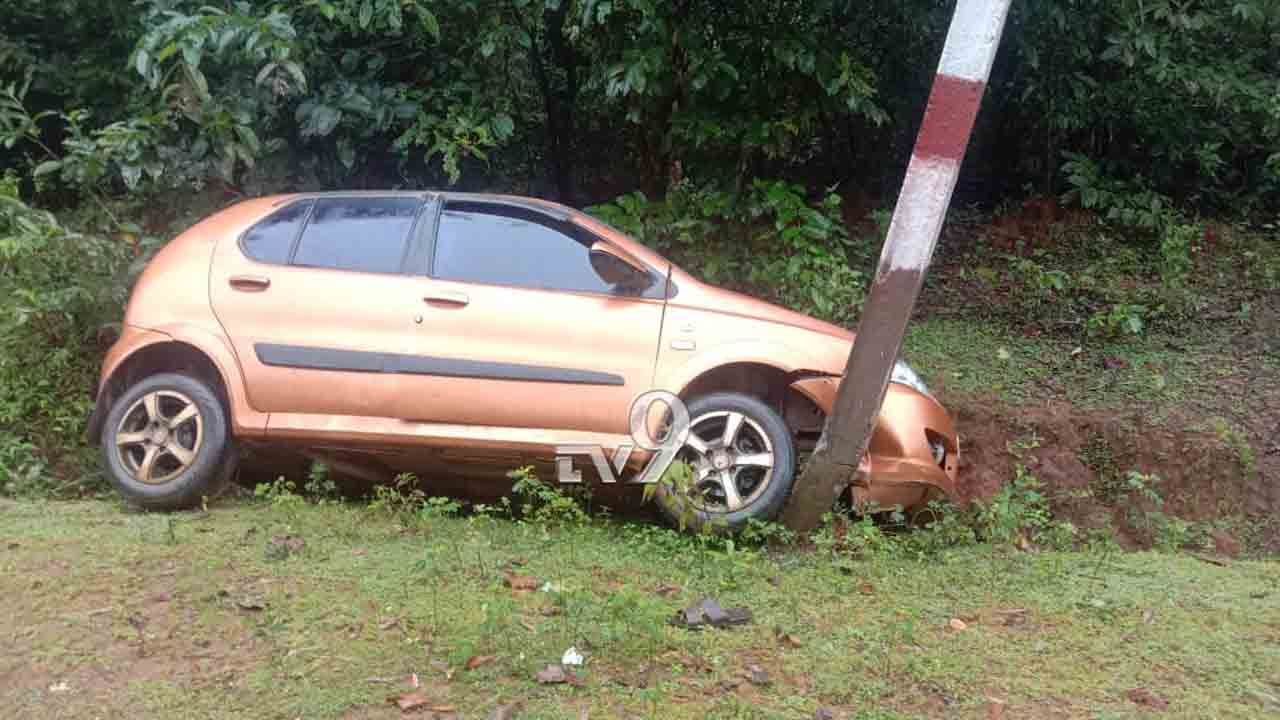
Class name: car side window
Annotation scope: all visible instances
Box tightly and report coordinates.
[433,204,637,295]
[241,200,312,264]
[292,197,420,273]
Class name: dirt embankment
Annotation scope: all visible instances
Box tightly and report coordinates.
[948,395,1279,553]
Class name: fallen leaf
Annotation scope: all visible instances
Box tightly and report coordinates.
[536,664,566,684]
[1102,356,1129,370]
[380,618,401,631]
[998,609,1028,627]
[466,655,496,671]
[858,582,875,595]
[265,534,306,561]
[986,697,1007,719]
[237,597,266,611]
[534,664,580,685]
[948,618,968,631]
[654,582,681,597]
[352,548,368,556]
[1142,609,1155,625]
[390,691,430,711]
[1126,687,1169,710]
[503,574,539,592]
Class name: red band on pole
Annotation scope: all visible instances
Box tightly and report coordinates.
[913,74,986,163]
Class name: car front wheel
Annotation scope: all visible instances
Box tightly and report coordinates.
[654,392,796,532]
[100,372,234,510]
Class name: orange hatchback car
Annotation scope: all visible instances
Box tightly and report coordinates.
[89,191,958,529]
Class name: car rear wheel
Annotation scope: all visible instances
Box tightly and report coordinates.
[101,372,235,510]
[654,392,796,532]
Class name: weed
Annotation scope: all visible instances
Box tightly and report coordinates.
[1087,303,1147,338]
[421,495,462,518]
[1080,432,1122,503]
[508,466,588,526]
[367,472,426,523]
[1211,419,1258,480]
[1158,223,1198,284]
[302,460,339,501]
[737,518,797,547]
[973,466,1052,545]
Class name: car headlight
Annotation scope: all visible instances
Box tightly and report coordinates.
[890,360,931,397]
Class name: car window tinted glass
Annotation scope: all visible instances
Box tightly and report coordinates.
[433,206,616,294]
[293,197,419,273]
[242,200,311,264]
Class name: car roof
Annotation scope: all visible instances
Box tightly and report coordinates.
[273,190,572,223]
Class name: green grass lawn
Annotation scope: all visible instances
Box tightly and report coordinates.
[3,498,1278,719]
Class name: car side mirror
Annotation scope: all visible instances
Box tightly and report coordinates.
[589,241,653,290]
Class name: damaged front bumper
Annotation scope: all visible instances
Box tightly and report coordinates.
[790,375,960,510]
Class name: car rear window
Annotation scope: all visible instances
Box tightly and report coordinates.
[292,197,420,274]
[241,200,312,264]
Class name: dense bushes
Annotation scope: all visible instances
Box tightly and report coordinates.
[590,180,868,325]
[0,177,131,495]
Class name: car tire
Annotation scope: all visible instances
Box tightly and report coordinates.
[100,372,235,510]
[654,392,796,533]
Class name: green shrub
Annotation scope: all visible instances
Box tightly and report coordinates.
[508,465,589,526]
[0,178,130,495]
[590,180,867,325]
[1086,303,1147,338]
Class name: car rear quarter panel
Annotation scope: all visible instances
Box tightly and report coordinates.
[107,196,289,437]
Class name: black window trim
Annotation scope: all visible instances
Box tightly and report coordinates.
[406,196,444,277]
[237,194,430,276]
[427,199,670,300]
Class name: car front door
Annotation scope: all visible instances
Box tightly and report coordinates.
[209,194,429,422]
[391,199,666,436]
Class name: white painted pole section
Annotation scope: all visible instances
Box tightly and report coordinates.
[937,0,1015,82]
[880,156,955,272]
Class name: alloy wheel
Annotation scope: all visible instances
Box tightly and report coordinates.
[676,410,775,512]
[114,390,203,485]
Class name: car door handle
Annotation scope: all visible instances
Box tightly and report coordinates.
[423,291,469,308]
[229,275,271,292]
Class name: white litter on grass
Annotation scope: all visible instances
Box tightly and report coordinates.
[561,647,584,666]
[48,681,70,693]
[540,582,563,593]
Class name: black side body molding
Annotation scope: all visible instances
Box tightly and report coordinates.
[254,343,625,386]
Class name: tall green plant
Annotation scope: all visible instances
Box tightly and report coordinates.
[0,177,130,492]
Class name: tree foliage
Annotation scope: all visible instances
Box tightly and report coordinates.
[2,0,1276,211]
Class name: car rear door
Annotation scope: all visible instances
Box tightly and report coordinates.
[209,194,429,421]
[391,198,665,435]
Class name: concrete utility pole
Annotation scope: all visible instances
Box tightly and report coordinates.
[781,0,1013,532]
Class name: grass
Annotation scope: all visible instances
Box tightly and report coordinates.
[3,498,1278,719]
[904,317,1261,416]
